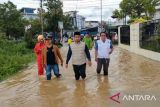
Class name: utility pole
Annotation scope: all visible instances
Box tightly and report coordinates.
[40,0,43,35]
[100,0,102,32]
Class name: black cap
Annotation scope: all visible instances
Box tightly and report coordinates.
[74,32,80,36]
[45,35,52,40]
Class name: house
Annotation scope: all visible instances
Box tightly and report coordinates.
[64,11,85,30]
[153,5,160,20]
[20,7,38,20]
[85,21,99,28]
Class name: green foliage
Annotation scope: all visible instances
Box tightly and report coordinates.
[0,1,25,39]
[128,17,147,24]
[24,29,36,49]
[29,19,42,35]
[0,38,35,81]
[24,19,41,49]
[112,9,125,20]
[112,0,160,20]
[63,14,73,30]
[44,0,73,32]
[44,0,63,32]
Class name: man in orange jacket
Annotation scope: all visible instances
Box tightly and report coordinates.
[34,35,45,76]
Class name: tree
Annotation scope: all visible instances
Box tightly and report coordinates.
[44,0,63,32]
[112,0,160,21]
[29,19,42,35]
[44,0,73,32]
[63,14,73,30]
[0,1,25,39]
[112,9,125,20]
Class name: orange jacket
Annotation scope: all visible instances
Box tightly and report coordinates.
[42,45,63,67]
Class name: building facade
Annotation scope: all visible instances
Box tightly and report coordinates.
[153,6,160,20]
[85,21,99,28]
[20,7,38,20]
[64,11,85,30]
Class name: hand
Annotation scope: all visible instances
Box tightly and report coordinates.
[65,64,68,68]
[38,49,42,52]
[44,64,47,68]
[61,63,63,67]
[88,61,92,66]
[95,58,98,62]
[109,51,112,54]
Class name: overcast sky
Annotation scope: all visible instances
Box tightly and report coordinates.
[0,0,122,21]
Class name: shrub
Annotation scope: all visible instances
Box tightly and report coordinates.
[0,38,35,81]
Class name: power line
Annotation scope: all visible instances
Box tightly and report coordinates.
[101,0,102,31]
[63,4,119,8]
[39,0,43,34]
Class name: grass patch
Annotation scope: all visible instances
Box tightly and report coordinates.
[0,38,35,81]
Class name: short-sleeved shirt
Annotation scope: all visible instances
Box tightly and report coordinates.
[95,39,113,58]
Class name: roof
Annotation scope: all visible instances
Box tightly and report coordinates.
[21,7,36,10]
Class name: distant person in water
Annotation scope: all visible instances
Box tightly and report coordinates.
[83,33,93,50]
[42,35,63,80]
[67,37,73,45]
[66,32,92,80]
[34,35,46,76]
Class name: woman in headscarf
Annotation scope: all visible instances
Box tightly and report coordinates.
[34,35,46,76]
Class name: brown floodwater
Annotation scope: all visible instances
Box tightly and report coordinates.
[0,46,160,107]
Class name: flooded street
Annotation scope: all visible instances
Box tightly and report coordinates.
[0,46,160,107]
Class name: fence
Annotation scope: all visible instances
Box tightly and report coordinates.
[140,19,160,53]
[120,25,130,45]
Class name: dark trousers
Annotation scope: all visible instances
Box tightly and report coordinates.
[73,63,86,80]
[97,58,110,75]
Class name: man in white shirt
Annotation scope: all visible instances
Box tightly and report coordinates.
[95,32,113,76]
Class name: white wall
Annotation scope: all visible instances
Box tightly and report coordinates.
[85,21,99,28]
[153,10,160,20]
[118,23,160,61]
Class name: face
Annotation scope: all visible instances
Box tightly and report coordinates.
[46,38,52,44]
[85,34,89,37]
[38,38,44,43]
[100,33,106,41]
[74,35,81,42]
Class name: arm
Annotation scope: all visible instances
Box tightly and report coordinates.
[66,45,72,64]
[84,45,91,61]
[94,41,98,61]
[34,43,41,54]
[84,45,91,66]
[41,47,46,68]
[90,38,93,49]
[109,41,113,54]
[55,46,63,64]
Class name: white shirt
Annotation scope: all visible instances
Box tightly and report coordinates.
[95,39,112,58]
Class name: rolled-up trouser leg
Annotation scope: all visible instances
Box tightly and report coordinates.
[96,58,103,74]
[103,58,110,75]
[46,65,52,80]
[73,65,80,80]
[52,64,60,77]
[79,63,86,79]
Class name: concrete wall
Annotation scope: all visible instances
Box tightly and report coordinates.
[118,23,160,61]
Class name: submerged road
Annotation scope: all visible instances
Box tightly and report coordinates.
[0,46,160,107]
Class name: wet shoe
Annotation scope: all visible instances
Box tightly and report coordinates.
[56,74,62,78]
[82,77,86,80]
[97,73,101,75]
[75,78,80,80]
[104,73,108,76]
